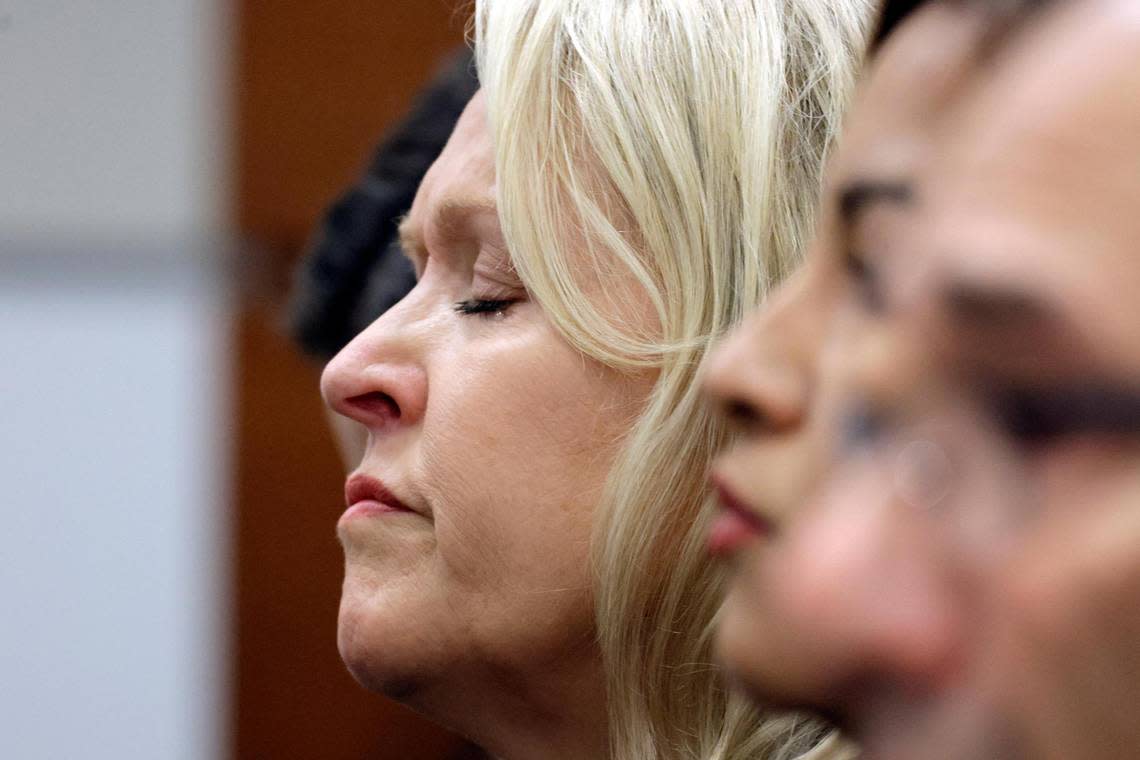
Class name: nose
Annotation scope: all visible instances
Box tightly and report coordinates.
[702,271,816,434]
[320,303,430,434]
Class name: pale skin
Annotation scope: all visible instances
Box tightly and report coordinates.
[707,0,1140,757]
[321,91,654,760]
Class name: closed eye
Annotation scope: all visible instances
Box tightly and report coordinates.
[454,298,516,318]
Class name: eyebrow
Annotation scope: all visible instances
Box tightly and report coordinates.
[838,179,915,228]
[940,278,1140,437]
[938,276,1100,378]
[397,196,498,270]
[941,278,1062,336]
[993,383,1140,440]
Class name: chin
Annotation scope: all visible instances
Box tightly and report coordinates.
[335,567,437,703]
[714,600,762,687]
[714,589,797,707]
[716,572,765,658]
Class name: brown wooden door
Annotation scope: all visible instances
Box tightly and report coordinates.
[231,2,477,758]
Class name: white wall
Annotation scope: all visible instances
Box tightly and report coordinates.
[0,0,226,237]
[0,2,232,758]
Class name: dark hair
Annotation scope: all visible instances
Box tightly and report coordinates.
[870,0,929,52]
[871,0,1058,54]
[289,50,479,359]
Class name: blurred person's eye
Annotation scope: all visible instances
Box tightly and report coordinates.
[986,384,1140,449]
[843,247,887,313]
[453,298,518,318]
[837,178,914,315]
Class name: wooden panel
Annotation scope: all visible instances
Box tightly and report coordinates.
[236,0,471,252]
[231,1,475,758]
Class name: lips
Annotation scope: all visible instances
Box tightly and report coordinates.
[344,473,414,514]
[708,477,775,556]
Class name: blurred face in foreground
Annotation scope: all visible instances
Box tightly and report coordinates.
[831,1,1140,755]
[710,0,1140,758]
[703,0,991,708]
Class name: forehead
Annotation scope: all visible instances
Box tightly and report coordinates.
[830,2,989,183]
[415,90,495,203]
[403,91,498,251]
[918,0,1140,362]
[934,0,1140,222]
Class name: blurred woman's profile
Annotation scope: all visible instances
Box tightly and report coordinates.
[705,0,1140,757]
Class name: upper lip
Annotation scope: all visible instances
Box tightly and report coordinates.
[344,473,414,513]
[711,474,776,536]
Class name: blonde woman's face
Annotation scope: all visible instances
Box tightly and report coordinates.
[321,92,646,718]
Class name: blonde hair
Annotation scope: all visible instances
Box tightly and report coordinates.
[475,1,871,758]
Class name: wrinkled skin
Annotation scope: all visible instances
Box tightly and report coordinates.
[321,91,651,759]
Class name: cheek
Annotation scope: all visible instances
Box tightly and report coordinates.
[716,545,836,705]
[417,324,641,592]
[1034,440,1140,509]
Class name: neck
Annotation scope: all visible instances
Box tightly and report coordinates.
[412,647,610,760]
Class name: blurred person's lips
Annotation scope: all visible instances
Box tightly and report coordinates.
[342,473,418,521]
[708,475,775,556]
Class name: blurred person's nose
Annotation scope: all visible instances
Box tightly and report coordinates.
[703,266,823,435]
[321,294,431,433]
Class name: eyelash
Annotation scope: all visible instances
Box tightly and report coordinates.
[453,298,516,318]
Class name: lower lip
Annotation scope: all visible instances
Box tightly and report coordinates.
[708,510,766,557]
[340,499,413,522]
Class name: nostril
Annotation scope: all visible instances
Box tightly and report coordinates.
[724,398,764,431]
[724,397,796,435]
[720,368,807,435]
[345,391,401,425]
